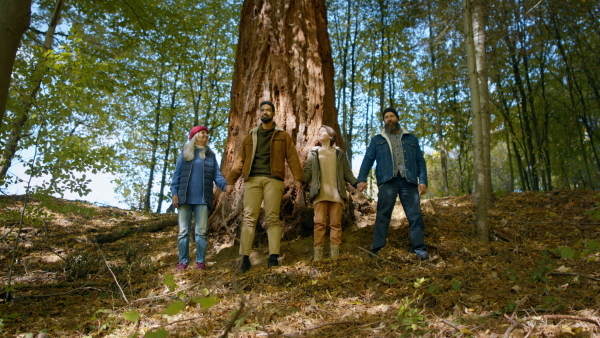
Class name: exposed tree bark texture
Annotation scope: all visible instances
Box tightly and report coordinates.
[0,0,32,126]
[211,0,350,243]
[463,0,488,241]
[0,0,62,185]
[472,2,492,206]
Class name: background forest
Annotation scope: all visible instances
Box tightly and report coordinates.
[1,0,599,211]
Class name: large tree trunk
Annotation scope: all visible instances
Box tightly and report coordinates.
[0,0,32,126]
[210,0,363,246]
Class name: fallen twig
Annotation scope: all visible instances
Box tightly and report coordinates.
[503,314,518,325]
[524,322,537,338]
[303,320,355,332]
[356,246,437,268]
[503,320,522,338]
[220,296,245,338]
[24,286,109,298]
[10,281,105,290]
[96,243,129,304]
[439,318,460,332]
[530,315,600,327]
[219,270,261,337]
[504,314,600,338]
[131,283,198,303]
[356,246,403,269]
[547,272,600,281]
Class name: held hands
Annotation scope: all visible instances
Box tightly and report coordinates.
[294,180,303,194]
[172,195,179,208]
[226,185,234,196]
[357,182,367,192]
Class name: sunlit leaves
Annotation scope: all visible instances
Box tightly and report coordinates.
[163,301,185,315]
[144,329,168,338]
[163,274,176,292]
[123,310,140,323]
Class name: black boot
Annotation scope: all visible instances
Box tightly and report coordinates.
[240,255,251,273]
[268,254,279,267]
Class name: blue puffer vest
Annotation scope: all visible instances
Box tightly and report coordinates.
[174,148,220,209]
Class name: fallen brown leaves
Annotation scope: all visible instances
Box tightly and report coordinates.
[0,190,599,337]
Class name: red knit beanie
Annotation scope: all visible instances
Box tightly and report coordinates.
[189,126,209,140]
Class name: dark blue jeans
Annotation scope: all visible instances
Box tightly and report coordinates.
[372,176,426,254]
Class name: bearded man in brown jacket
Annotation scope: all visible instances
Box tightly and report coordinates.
[226,101,303,272]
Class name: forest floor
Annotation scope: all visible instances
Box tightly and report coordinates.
[1,190,600,337]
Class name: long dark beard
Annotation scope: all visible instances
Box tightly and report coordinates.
[385,121,400,134]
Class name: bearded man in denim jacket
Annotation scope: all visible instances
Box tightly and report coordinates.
[357,107,429,260]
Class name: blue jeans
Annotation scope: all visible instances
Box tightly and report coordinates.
[372,176,426,254]
[177,204,209,264]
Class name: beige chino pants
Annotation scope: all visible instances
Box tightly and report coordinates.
[313,201,343,247]
[239,176,285,256]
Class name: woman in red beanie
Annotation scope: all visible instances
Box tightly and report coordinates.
[170,126,226,271]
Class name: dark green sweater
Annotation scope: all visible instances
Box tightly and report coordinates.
[250,125,275,177]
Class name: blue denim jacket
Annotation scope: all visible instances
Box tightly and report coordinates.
[357,129,428,187]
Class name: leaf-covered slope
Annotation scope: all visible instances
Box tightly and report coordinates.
[1,191,599,337]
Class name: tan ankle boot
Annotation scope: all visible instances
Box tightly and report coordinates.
[313,246,323,262]
[330,245,340,260]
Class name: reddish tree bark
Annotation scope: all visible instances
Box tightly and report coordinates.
[210,0,366,245]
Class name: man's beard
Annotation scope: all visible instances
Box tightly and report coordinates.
[261,117,273,123]
[385,121,400,134]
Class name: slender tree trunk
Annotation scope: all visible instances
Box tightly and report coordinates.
[0,0,32,126]
[156,66,181,213]
[378,0,386,109]
[493,73,515,192]
[427,1,449,196]
[505,31,538,191]
[339,0,350,157]
[505,123,514,192]
[156,118,173,214]
[143,66,165,212]
[538,45,552,191]
[463,0,488,241]
[473,1,492,204]
[0,0,63,184]
[210,0,343,239]
[347,6,358,162]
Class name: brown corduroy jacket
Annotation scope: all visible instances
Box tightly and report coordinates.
[226,125,303,185]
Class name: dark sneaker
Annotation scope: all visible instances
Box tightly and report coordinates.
[369,249,379,258]
[415,251,429,261]
[175,263,188,271]
[196,262,206,270]
[267,254,279,267]
[240,255,251,273]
